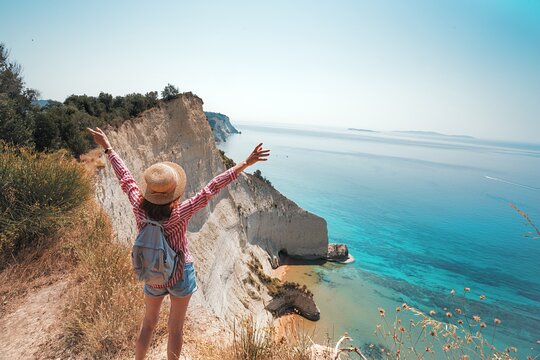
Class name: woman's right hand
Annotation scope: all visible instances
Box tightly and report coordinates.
[86,127,112,149]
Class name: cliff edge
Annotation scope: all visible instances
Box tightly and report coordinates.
[94,94,328,324]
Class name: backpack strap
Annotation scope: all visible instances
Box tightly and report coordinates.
[140,219,181,257]
[141,218,164,230]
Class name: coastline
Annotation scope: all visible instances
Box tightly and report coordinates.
[272,265,315,341]
[271,261,389,346]
[221,123,540,352]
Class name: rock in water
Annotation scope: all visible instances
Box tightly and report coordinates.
[327,243,349,261]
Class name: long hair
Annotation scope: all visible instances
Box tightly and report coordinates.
[141,197,178,221]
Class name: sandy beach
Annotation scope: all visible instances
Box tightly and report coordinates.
[272,265,299,340]
[272,265,319,342]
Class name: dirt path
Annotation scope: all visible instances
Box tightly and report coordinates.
[0,278,230,360]
[0,280,68,360]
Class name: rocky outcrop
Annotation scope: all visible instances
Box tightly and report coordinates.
[327,243,348,260]
[327,243,354,263]
[205,111,240,142]
[266,286,320,321]
[93,94,328,324]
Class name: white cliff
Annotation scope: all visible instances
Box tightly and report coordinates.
[93,93,328,324]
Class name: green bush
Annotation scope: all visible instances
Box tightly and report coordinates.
[0,142,92,267]
[219,149,236,169]
[161,83,180,100]
[253,169,272,187]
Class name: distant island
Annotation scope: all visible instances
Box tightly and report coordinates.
[34,99,51,107]
[394,130,475,140]
[348,128,378,133]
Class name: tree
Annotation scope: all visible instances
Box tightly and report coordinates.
[145,91,158,107]
[98,92,113,112]
[64,94,105,117]
[34,111,61,151]
[124,93,148,117]
[161,83,179,100]
[0,43,39,146]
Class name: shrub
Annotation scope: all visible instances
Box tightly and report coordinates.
[253,169,272,187]
[193,314,338,360]
[0,142,92,267]
[161,83,180,100]
[232,316,273,359]
[374,288,531,359]
[219,149,236,169]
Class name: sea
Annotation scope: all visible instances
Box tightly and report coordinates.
[217,123,540,356]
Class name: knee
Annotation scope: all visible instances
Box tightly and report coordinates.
[142,315,159,332]
[167,320,185,335]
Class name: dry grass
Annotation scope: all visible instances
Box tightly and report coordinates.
[79,148,106,175]
[0,194,164,359]
[60,200,168,358]
[0,143,160,358]
[373,288,537,360]
[0,204,83,315]
[192,315,318,360]
[189,315,373,360]
[509,202,540,239]
[0,142,92,268]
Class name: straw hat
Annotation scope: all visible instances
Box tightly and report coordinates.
[140,162,187,205]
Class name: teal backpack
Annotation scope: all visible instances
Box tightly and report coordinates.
[131,219,180,286]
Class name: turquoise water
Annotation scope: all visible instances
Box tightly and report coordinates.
[218,123,540,352]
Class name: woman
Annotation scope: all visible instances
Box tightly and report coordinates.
[87,127,270,360]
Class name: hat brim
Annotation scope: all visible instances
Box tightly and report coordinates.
[140,161,187,205]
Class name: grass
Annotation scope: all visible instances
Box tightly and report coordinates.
[61,201,149,358]
[0,198,151,358]
[0,142,92,268]
[70,204,171,358]
[509,202,540,239]
[0,144,160,358]
[192,315,319,360]
[373,288,538,360]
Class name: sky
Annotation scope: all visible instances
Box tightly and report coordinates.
[1,0,539,142]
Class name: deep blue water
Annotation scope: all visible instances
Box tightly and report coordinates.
[218,123,540,351]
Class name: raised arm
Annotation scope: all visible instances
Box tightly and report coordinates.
[176,167,237,220]
[107,149,143,207]
[172,143,270,221]
[87,127,142,208]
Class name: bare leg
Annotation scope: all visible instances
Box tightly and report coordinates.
[135,294,164,360]
[167,294,192,360]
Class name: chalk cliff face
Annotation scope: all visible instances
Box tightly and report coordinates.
[93,94,327,323]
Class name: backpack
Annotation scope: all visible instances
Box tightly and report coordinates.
[131,219,180,286]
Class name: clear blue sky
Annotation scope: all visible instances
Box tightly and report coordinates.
[1,0,539,142]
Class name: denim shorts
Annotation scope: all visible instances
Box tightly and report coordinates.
[144,262,198,298]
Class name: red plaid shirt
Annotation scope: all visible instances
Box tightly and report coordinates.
[107,150,238,288]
